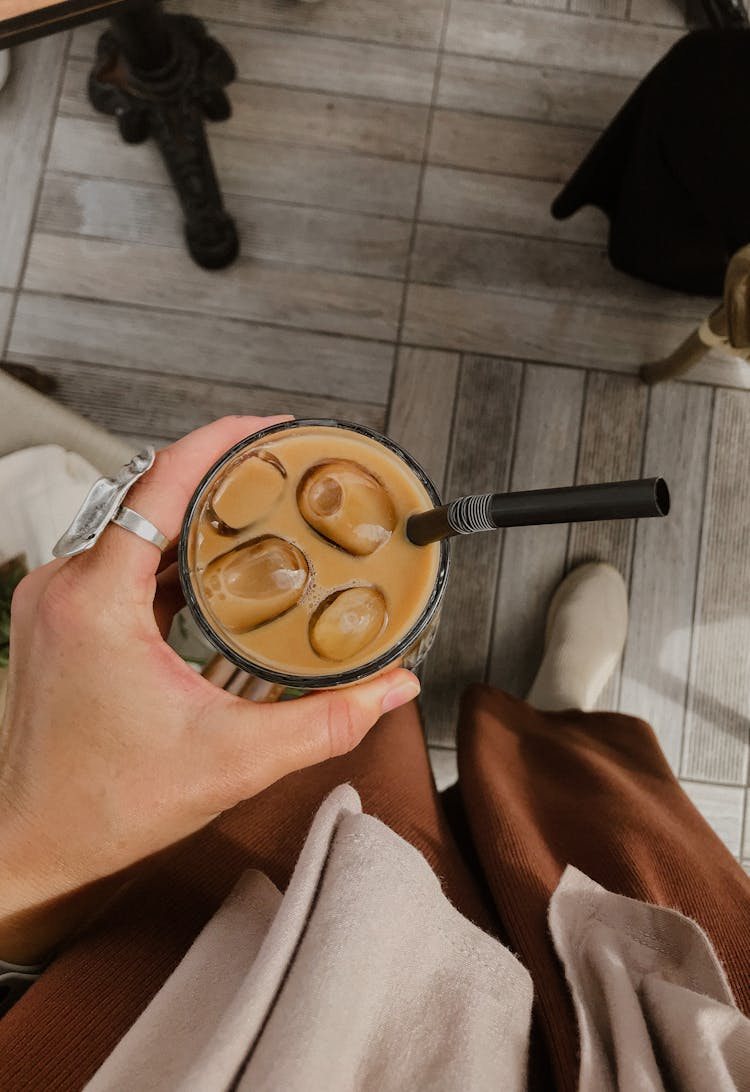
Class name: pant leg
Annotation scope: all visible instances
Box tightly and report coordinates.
[0,701,497,1092]
[457,684,750,1092]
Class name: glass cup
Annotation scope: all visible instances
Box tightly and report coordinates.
[178,419,450,690]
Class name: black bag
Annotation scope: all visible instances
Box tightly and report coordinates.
[552,29,750,296]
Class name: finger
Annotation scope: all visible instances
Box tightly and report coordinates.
[8,557,69,633]
[11,557,68,607]
[70,415,293,604]
[204,669,421,802]
[6,558,69,660]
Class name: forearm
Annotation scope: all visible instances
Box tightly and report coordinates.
[0,878,124,966]
[0,883,118,1016]
[0,815,133,966]
[0,889,110,1018]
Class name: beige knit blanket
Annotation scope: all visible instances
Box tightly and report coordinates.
[85,786,750,1092]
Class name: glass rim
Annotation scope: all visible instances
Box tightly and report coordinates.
[178,418,450,689]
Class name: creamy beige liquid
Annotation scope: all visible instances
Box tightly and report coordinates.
[186,425,441,677]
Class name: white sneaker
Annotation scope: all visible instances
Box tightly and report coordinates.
[0,51,10,93]
[526,562,628,712]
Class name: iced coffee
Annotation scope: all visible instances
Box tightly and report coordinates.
[179,421,447,687]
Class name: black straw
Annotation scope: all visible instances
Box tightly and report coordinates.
[406,477,670,547]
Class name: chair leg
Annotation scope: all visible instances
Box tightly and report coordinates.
[639,328,711,385]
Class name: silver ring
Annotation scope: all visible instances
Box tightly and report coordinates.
[53,447,164,559]
[111,506,170,552]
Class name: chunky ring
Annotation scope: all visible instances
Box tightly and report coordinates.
[111,506,170,552]
[53,447,169,558]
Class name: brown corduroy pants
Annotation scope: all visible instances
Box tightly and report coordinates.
[0,686,748,1092]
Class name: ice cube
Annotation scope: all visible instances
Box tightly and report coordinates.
[297,460,396,556]
[309,586,387,662]
[202,535,309,633]
[208,449,286,534]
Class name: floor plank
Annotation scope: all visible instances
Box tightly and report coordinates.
[48,116,421,220]
[70,21,438,103]
[0,291,13,351]
[629,0,686,26]
[0,36,66,289]
[445,3,681,77]
[420,165,608,245]
[679,780,745,857]
[208,21,437,102]
[36,174,413,278]
[517,0,567,9]
[571,0,627,17]
[682,390,750,785]
[567,372,648,709]
[9,294,393,403]
[386,347,460,492]
[619,383,713,768]
[437,52,633,129]
[172,0,447,48]
[114,432,174,452]
[66,20,99,57]
[59,61,430,162]
[8,357,386,441]
[429,109,595,182]
[428,746,458,790]
[421,355,523,746]
[24,234,403,342]
[402,284,750,388]
[567,371,649,576]
[411,224,712,321]
[489,363,585,696]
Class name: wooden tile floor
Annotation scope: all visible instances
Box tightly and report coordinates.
[2,0,750,868]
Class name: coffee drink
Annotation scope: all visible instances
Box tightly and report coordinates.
[180,421,446,685]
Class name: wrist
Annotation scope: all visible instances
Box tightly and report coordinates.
[0,869,131,966]
[0,824,62,964]
[0,806,113,964]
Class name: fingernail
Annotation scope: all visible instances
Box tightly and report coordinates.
[381,678,421,714]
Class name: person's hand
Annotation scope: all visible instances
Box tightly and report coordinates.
[0,417,420,963]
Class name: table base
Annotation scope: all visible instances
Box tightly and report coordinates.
[88,2,239,270]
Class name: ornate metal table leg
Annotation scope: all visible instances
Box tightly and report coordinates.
[88,0,239,269]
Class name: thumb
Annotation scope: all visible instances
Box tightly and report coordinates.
[206,668,421,801]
